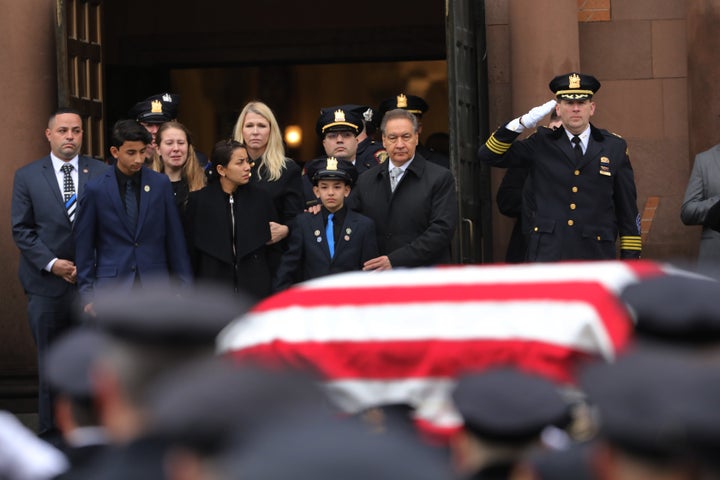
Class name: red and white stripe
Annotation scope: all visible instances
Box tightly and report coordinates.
[218,260,668,431]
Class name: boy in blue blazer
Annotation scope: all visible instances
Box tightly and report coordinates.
[273,157,378,292]
[74,120,192,314]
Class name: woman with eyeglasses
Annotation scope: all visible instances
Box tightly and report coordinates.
[232,101,303,274]
[184,139,278,299]
[151,121,206,214]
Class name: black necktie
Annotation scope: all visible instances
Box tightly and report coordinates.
[572,135,583,163]
[125,179,138,228]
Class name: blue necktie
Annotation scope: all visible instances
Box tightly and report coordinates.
[125,179,138,228]
[326,213,335,258]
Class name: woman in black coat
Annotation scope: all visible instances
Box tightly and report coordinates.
[184,139,278,300]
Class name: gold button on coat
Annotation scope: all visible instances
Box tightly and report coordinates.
[572,186,578,192]
[568,220,574,226]
[570,203,576,210]
[574,170,580,176]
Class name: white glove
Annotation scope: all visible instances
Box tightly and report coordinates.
[520,99,557,129]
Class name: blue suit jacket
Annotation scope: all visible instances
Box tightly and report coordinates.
[12,155,108,296]
[74,166,193,302]
[273,208,378,292]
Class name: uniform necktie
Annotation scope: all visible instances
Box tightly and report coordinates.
[326,213,335,258]
[571,135,583,163]
[125,179,138,228]
[61,163,76,222]
[390,167,403,192]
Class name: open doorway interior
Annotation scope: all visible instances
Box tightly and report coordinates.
[157,60,448,165]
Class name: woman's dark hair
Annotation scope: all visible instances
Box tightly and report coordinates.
[207,139,247,183]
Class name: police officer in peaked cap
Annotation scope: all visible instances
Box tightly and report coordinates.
[342,104,388,169]
[451,367,570,480]
[477,72,641,262]
[127,92,180,164]
[303,107,364,205]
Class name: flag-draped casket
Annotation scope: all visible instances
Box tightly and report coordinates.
[218,260,668,431]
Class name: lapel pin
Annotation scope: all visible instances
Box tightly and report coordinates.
[144,185,150,192]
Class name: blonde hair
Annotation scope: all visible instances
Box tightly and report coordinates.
[152,121,206,192]
[232,101,287,182]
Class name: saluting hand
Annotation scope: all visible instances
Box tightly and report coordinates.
[520,99,557,129]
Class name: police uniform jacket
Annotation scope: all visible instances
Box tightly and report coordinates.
[349,154,458,267]
[478,123,641,261]
[185,180,277,300]
[355,137,386,173]
[272,207,378,292]
[680,143,720,264]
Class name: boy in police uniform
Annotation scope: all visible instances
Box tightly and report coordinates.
[477,72,642,261]
[274,157,378,291]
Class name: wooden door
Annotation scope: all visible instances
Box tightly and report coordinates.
[445,0,492,263]
[55,0,104,159]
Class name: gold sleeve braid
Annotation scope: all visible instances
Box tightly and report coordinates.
[485,133,513,155]
[620,235,642,251]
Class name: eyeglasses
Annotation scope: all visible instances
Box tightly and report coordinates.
[325,131,355,141]
[384,133,415,144]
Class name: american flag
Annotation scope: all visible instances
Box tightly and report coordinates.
[218,260,668,432]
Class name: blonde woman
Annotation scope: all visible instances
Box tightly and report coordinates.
[152,121,206,213]
[233,101,303,273]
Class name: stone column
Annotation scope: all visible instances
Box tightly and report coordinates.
[0,0,57,406]
[687,1,720,161]
[509,0,581,112]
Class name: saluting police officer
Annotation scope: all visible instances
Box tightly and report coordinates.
[477,72,642,262]
[379,94,450,170]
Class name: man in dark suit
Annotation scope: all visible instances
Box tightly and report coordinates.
[350,108,458,270]
[74,120,192,314]
[378,94,450,169]
[477,72,642,261]
[11,107,108,439]
[275,157,378,291]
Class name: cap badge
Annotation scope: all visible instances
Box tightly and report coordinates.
[162,93,172,102]
[362,108,373,122]
[326,157,338,171]
[397,94,408,108]
[334,109,346,122]
[569,73,581,89]
[151,100,163,113]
